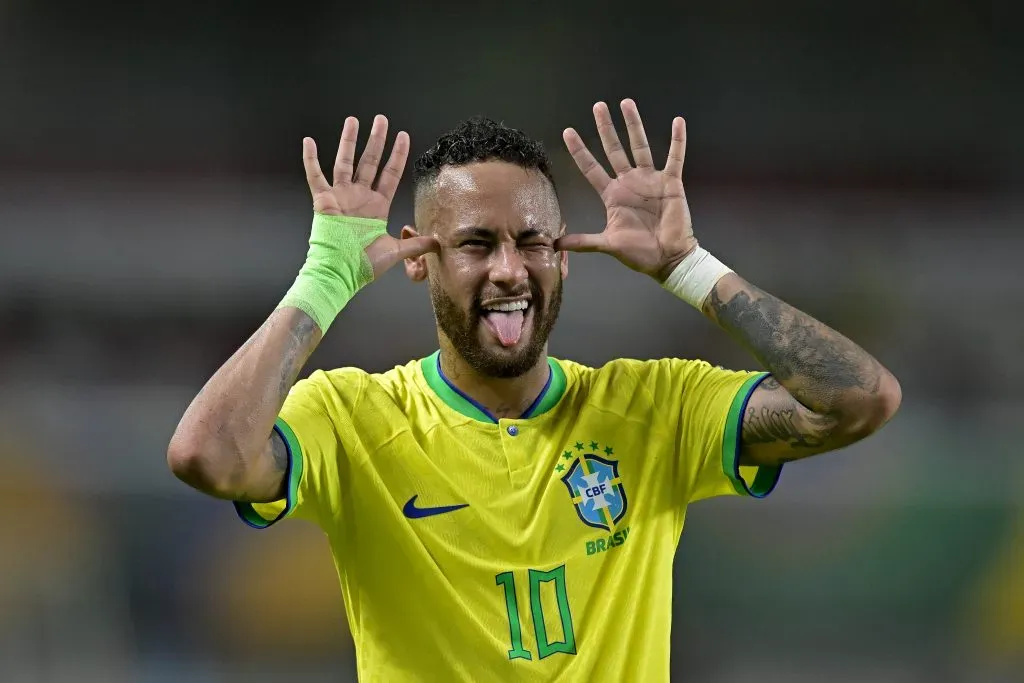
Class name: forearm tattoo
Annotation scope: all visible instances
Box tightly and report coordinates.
[279,313,319,402]
[271,311,318,474]
[707,281,883,416]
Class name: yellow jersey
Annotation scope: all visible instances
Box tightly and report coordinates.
[234,351,782,682]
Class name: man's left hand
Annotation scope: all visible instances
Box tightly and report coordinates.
[556,99,697,282]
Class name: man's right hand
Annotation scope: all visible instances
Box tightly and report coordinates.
[167,114,437,504]
[302,115,438,280]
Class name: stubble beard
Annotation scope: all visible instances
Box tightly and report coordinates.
[430,277,563,379]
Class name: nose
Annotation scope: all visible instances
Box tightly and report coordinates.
[488,242,528,288]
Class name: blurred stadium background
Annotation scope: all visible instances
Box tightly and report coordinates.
[1,1,1021,681]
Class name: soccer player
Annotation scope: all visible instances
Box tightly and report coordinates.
[168,99,901,681]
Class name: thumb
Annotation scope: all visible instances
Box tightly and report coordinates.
[555,232,607,253]
[395,233,440,260]
[366,233,438,279]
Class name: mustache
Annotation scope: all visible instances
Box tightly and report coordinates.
[473,285,539,310]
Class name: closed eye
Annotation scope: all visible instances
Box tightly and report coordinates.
[518,228,555,249]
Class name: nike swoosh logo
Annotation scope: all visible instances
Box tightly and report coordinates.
[402,495,469,519]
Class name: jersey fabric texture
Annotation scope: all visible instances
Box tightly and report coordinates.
[234,352,782,682]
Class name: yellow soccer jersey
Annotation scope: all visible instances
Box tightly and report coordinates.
[234,351,782,682]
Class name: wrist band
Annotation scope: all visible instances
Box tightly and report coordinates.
[277,213,387,332]
[661,246,733,309]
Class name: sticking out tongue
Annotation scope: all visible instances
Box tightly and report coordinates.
[484,310,525,347]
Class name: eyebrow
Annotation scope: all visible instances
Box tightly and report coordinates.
[451,227,495,241]
[451,227,551,241]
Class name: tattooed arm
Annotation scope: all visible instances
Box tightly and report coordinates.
[704,274,902,468]
[166,114,436,503]
[551,100,901,467]
[167,308,321,502]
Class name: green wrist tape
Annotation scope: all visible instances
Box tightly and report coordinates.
[277,213,388,333]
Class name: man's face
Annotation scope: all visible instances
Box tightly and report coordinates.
[409,161,568,378]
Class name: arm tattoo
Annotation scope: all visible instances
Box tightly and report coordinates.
[738,377,839,466]
[707,280,883,416]
[265,311,317,483]
[742,378,830,448]
[278,313,319,403]
[705,276,895,462]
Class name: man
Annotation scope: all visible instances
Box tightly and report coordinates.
[168,99,901,681]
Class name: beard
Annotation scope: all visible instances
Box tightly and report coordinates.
[430,276,563,379]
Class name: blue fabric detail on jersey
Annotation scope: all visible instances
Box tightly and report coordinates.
[435,354,499,423]
[519,365,554,419]
[434,353,554,422]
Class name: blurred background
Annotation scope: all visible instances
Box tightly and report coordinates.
[1,0,1021,681]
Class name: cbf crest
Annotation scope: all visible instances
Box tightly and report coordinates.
[557,441,627,531]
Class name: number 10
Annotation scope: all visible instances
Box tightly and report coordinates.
[495,565,577,660]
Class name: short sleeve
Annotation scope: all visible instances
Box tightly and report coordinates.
[632,358,783,504]
[233,368,363,529]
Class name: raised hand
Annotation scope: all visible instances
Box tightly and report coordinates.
[556,99,697,282]
[302,115,438,279]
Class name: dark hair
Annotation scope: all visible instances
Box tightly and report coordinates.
[413,116,557,197]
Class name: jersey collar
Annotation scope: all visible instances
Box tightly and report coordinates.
[420,350,566,423]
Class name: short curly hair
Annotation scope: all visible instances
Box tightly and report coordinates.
[412,116,557,200]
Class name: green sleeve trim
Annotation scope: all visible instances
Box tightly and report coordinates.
[233,417,305,529]
[722,372,783,499]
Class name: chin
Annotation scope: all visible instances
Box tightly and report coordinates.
[468,327,543,378]
[480,356,537,379]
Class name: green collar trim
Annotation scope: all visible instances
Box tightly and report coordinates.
[420,350,566,423]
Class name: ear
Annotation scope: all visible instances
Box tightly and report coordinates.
[559,222,569,280]
[401,225,430,282]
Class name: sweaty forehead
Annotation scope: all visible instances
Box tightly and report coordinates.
[422,161,561,237]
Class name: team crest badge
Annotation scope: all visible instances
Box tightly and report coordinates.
[559,442,627,531]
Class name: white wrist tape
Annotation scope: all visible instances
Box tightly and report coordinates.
[661,247,733,308]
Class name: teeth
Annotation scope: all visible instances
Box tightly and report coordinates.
[484,300,529,312]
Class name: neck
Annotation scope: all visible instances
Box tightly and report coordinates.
[438,338,550,420]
